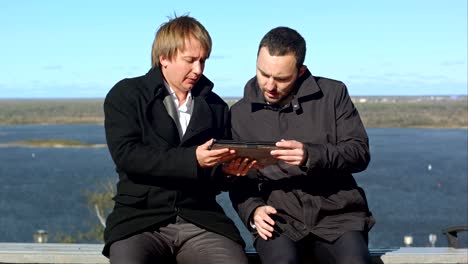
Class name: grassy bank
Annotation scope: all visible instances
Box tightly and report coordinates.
[355,97,467,128]
[0,139,106,148]
[0,97,466,128]
[0,99,103,125]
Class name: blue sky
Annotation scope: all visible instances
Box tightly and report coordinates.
[1,0,466,98]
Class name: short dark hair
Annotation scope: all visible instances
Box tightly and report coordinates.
[258,27,306,69]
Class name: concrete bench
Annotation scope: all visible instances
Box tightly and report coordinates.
[0,243,466,264]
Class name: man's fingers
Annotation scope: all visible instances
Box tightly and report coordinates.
[254,214,275,230]
[255,222,275,237]
[275,139,301,149]
[256,224,273,239]
[218,153,236,163]
[259,221,274,233]
[202,138,214,149]
[271,148,302,157]
[265,205,277,214]
[224,158,256,176]
[262,207,277,226]
[258,229,269,240]
[236,158,250,175]
[241,160,256,175]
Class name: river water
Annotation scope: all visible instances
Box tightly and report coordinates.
[0,125,466,250]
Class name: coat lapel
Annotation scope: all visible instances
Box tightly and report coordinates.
[148,98,181,146]
[163,94,183,138]
[181,97,213,143]
[142,69,181,146]
[143,68,215,146]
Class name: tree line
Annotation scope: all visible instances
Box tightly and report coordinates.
[0,97,466,128]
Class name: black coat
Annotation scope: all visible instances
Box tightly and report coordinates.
[102,68,243,256]
[229,69,375,243]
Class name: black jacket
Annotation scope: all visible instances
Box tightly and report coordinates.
[102,68,244,256]
[229,69,375,242]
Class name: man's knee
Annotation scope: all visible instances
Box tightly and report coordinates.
[175,228,248,264]
[108,233,173,264]
[256,237,299,264]
[313,231,371,264]
[259,252,298,264]
[109,241,147,264]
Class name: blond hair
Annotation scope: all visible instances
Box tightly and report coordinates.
[151,15,212,68]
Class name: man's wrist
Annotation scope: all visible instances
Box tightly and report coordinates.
[249,220,256,230]
[300,148,310,171]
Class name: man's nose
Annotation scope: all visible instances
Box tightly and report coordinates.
[265,77,276,90]
[192,62,203,75]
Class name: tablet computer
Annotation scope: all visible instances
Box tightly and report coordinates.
[209,139,278,166]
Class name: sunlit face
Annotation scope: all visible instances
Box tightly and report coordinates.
[160,35,207,99]
[256,47,304,104]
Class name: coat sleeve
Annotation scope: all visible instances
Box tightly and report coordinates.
[229,177,265,230]
[103,81,200,182]
[304,83,370,173]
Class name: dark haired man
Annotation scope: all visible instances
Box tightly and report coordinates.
[230,26,375,263]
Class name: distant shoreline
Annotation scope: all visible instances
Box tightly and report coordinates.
[0,139,106,148]
[0,96,466,128]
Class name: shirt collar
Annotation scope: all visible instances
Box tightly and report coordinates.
[163,80,192,111]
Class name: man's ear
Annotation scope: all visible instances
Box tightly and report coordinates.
[298,65,307,77]
[160,55,169,68]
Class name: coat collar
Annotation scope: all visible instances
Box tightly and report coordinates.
[143,67,215,146]
[143,67,214,99]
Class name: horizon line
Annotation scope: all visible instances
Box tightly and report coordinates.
[0,94,467,100]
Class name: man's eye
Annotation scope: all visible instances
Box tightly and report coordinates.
[275,77,290,82]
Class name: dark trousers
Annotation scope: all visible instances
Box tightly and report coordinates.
[109,217,248,264]
[255,231,371,264]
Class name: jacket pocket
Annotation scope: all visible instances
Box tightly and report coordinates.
[113,181,149,206]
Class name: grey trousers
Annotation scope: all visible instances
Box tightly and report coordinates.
[109,217,248,264]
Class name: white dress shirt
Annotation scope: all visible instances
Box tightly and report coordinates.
[164,82,193,138]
